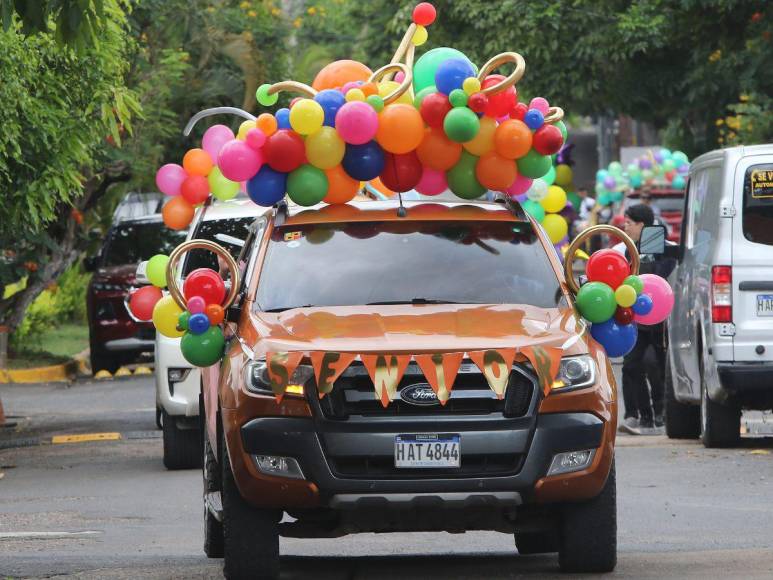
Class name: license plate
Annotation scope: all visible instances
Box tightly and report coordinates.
[756,294,773,317]
[394,434,460,468]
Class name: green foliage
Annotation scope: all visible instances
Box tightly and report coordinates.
[1,0,108,51]
[716,92,773,147]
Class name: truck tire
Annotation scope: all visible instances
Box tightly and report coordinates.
[700,382,741,448]
[162,410,202,470]
[222,433,281,580]
[514,531,558,555]
[203,423,224,558]
[664,360,699,439]
[558,461,617,573]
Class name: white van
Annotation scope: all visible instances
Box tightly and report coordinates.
[666,144,773,448]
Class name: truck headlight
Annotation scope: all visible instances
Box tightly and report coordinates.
[244,361,313,397]
[551,355,596,392]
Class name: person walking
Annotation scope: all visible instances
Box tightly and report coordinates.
[613,204,676,435]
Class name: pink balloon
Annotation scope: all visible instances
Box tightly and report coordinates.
[415,167,447,196]
[394,71,406,83]
[187,296,206,315]
[245,128,266,150]
[529,97,550,114]
[155,164,187,196]
[217,139,263,182]
[634,273,674,325]
[335,101,378,145]
[202,125,235,161]
[506,174,533,198]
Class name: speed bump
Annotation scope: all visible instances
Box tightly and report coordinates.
[113,366,132,378]
[133,366,153,376]
[94,370,112,380]
[52,433,121,444]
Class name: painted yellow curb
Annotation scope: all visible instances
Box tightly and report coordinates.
[113,366,132,378]
[52,432,121,444]
[0,359,78,384]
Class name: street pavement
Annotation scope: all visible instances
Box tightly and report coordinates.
[2,374,773,579]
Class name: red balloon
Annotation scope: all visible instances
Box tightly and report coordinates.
[264,130,305,173]
[481,75,516,118]
[412,2,437,25]
[183,268,226,306]
[380,151,423,192]
[510,102,528,121]
[468,93,489,113]
[532,124,564,156]
[128,286,163,321]
[180,175,210,205]
[615,307,634,325]
[586,249,631,289]
[419,92,452,129]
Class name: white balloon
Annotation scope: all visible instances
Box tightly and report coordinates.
[526,178,548,201]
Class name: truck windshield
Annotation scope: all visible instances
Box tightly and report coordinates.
[102,220,185,267]
[743,164,773,246]
[254,221,563,312]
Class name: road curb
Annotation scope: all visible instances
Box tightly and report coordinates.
[0,359,79,384]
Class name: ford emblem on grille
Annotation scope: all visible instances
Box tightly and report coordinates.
[400,384,440,406]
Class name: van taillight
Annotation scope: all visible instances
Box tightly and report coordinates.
[711,266,732,323]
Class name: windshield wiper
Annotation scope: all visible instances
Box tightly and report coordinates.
[263,304,316,313]
[366,298,462,306]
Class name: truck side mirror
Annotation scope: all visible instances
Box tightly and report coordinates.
[639,225,666,254]
[135,261,150,284]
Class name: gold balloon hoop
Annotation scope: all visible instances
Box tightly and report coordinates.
[544,106,564,124]
[266,80,318,98]
[563,225,640,295]
[477,52,526,96]
[368,63,413,105]
[165,240,241,311]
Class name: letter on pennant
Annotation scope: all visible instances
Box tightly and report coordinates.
[469,349,516,398]
[361,354,411,408]
[520,345,563,396]
[310,351,355,398]
[414,352,463,404]
[266,351,303,402]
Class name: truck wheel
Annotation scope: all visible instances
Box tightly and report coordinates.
[162,410,202,470]
[700,382,741,448]
[514,531,558,554]
[559,461,617,573]
[222,434,281,580]
[664,360,699,439]
[203,424,224,558]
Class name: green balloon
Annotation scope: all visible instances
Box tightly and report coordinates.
[542,165,556,186]
[598,192,612,206]
[447,151,485,199]
[256,83,278,107]
[147,254,169,288]
[413,85,437,108]
[449,89,468,107]
[208,166,240,201]
[516,149,552,179]
[286,164,328,207]
[555,120,568,142]
[366,95,384,112]
[576,282,617,323]
[178,311,190,331]
[444,107,480,143]
[413,47,477,94]
[567,191,581,212]
[181,326,225,367]
[623,275,644,295]
[662,158,676,172]
[608,161,623,176]
[522,199,545,222]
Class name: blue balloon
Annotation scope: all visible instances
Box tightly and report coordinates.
[314,89,346,127]
[434,58,476,95]
[276,107,291,129]
[632,293,653,316]
[524,109,544,130]
[596,169,609,182]
[342,141,385,181]
[630,175,643,188]
[188,313,211,336]
[671,175,686,189]
[247,165,287,206]
[590,319,638,358]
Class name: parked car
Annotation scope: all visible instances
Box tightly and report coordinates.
[86,195,185,373]
[155,199,267,470]
[199,199,619,577]
[666,144,773,447]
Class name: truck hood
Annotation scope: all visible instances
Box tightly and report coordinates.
[249,303,586,356]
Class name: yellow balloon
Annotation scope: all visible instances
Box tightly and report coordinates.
[412,25,428,46]
[377,81,413,105]
[615,284,637,308]
[237,120,257,140]
[541,185,567,213]
[555,164,573,187]
[462,77,481,95]
[306,126,345,169]
[289,99,324,135]
[462,116,496,156]
[542,213,568,244]
[152,295,184,338]
[345,88,366,102]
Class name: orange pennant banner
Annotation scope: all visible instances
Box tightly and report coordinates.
[361,354,412,408]
[414,352,463,405]
[519,345,563,396]
[468,349,516,399]
[266,351,304,402]
[310,351,356,398]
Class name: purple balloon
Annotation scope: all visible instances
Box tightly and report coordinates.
[155,163,187,196]
[639,158,652,170]
[202,125,236,161]
[653,152,664,164]
[677,164,689,174]
[603,176,616,190]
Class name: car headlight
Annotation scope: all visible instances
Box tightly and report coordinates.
[551,355,596,392]
[244,360,313,397]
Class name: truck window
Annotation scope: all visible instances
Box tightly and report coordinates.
[743,164,773,246]
[183,217,255,275]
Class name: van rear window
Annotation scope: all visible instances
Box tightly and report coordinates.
[743,164,773,246]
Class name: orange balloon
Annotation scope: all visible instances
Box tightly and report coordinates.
[324,165,360,204]
[360,82,379,97]
[182,148,213,176]
[368,176,396,198]
[162,196,194,230]
[494,119,533,159]
[463,116,496,156]
[312,60,372,91]
[416,127,462,171]
[376,104,424,154]
[256,113,277,136]
[205,304,225,325]
[475,152,518,191]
